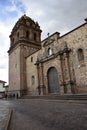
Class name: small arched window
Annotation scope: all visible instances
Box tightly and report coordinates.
[30,23,32,27]
[77,48,84,62]
[31,76,35,85]
[34,33,37,41]
[26,31,29,39]
[31,57,33,62]
[12,37,14,43]
[17,32,19,38]
[48,48,52,56]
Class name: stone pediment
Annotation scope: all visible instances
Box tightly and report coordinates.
[43,39,55,47]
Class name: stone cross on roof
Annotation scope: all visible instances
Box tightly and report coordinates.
[47,33,50,37]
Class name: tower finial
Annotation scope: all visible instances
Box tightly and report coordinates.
[84,18,87,22]
[23,10,26,16]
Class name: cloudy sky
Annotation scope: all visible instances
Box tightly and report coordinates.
[0,0,87,84]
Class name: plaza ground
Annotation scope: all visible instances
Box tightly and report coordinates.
[0,100,10,130]
[6,99,87,130]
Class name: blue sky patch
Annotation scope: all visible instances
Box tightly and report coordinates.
[0,0,11,6]
[0,0,26,21]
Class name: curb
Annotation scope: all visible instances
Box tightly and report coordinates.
[4,109,13,130]
[20,98,87,104]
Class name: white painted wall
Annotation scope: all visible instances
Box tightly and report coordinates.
[0,83,5,92]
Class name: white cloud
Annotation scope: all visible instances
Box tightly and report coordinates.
[5,4,16,12]
[0,1,25,84]
[0,21,9,83]
[18,0,87,39]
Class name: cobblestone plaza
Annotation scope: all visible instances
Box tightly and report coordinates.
[1,99,86,130]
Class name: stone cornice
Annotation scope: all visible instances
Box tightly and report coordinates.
[8,39,41,54]
[35,53,58,65]
[35,47,71,65]
[58,48,71,55]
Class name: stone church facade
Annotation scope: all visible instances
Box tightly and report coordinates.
[8,15,87,97]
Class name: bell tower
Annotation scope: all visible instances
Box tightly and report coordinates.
[8,14,42,96]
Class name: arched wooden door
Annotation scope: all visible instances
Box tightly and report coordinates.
[47,67,59,93]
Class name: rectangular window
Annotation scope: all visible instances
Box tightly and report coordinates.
[31,57,33,62]
[31,76,35,85]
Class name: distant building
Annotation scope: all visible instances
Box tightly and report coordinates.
[4,85,9,94]
[0,80,6,97]
[8,14,87,97]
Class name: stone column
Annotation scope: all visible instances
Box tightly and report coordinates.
[65,51,76,94]
[37,64,41,95]
[60,54,67,93]
[67,52,77,94]
[41,63,46,95]
[65,52,72,93]
[39,63,45,95]
[37,63,44,95]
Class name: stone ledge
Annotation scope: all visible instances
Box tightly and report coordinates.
[4,110,12,130]
[0,109,13,130]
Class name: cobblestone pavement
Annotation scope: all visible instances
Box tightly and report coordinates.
[0,100,10,130]
[8,99,87,130]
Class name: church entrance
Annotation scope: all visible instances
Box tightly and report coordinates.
[47,67,59,93]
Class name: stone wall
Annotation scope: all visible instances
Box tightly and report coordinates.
[26,23,87,95]
[26,51,39,95]
[58,23,87,93]
[9,45,21,96]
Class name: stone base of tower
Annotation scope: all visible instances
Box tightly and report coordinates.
[7,89,28,98]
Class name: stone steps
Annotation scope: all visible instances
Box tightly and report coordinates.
[21,93,87,100]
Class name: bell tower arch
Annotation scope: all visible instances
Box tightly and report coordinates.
[8,14,42,96]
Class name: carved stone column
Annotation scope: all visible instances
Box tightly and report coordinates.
[67,52,77,94]
[41,63,46,95]
[36,63,44,95]
[65,51,76,94]
[60,54,67,93]
[59,44,74,94]
[65,52,72,93]
[37,64,41,95]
